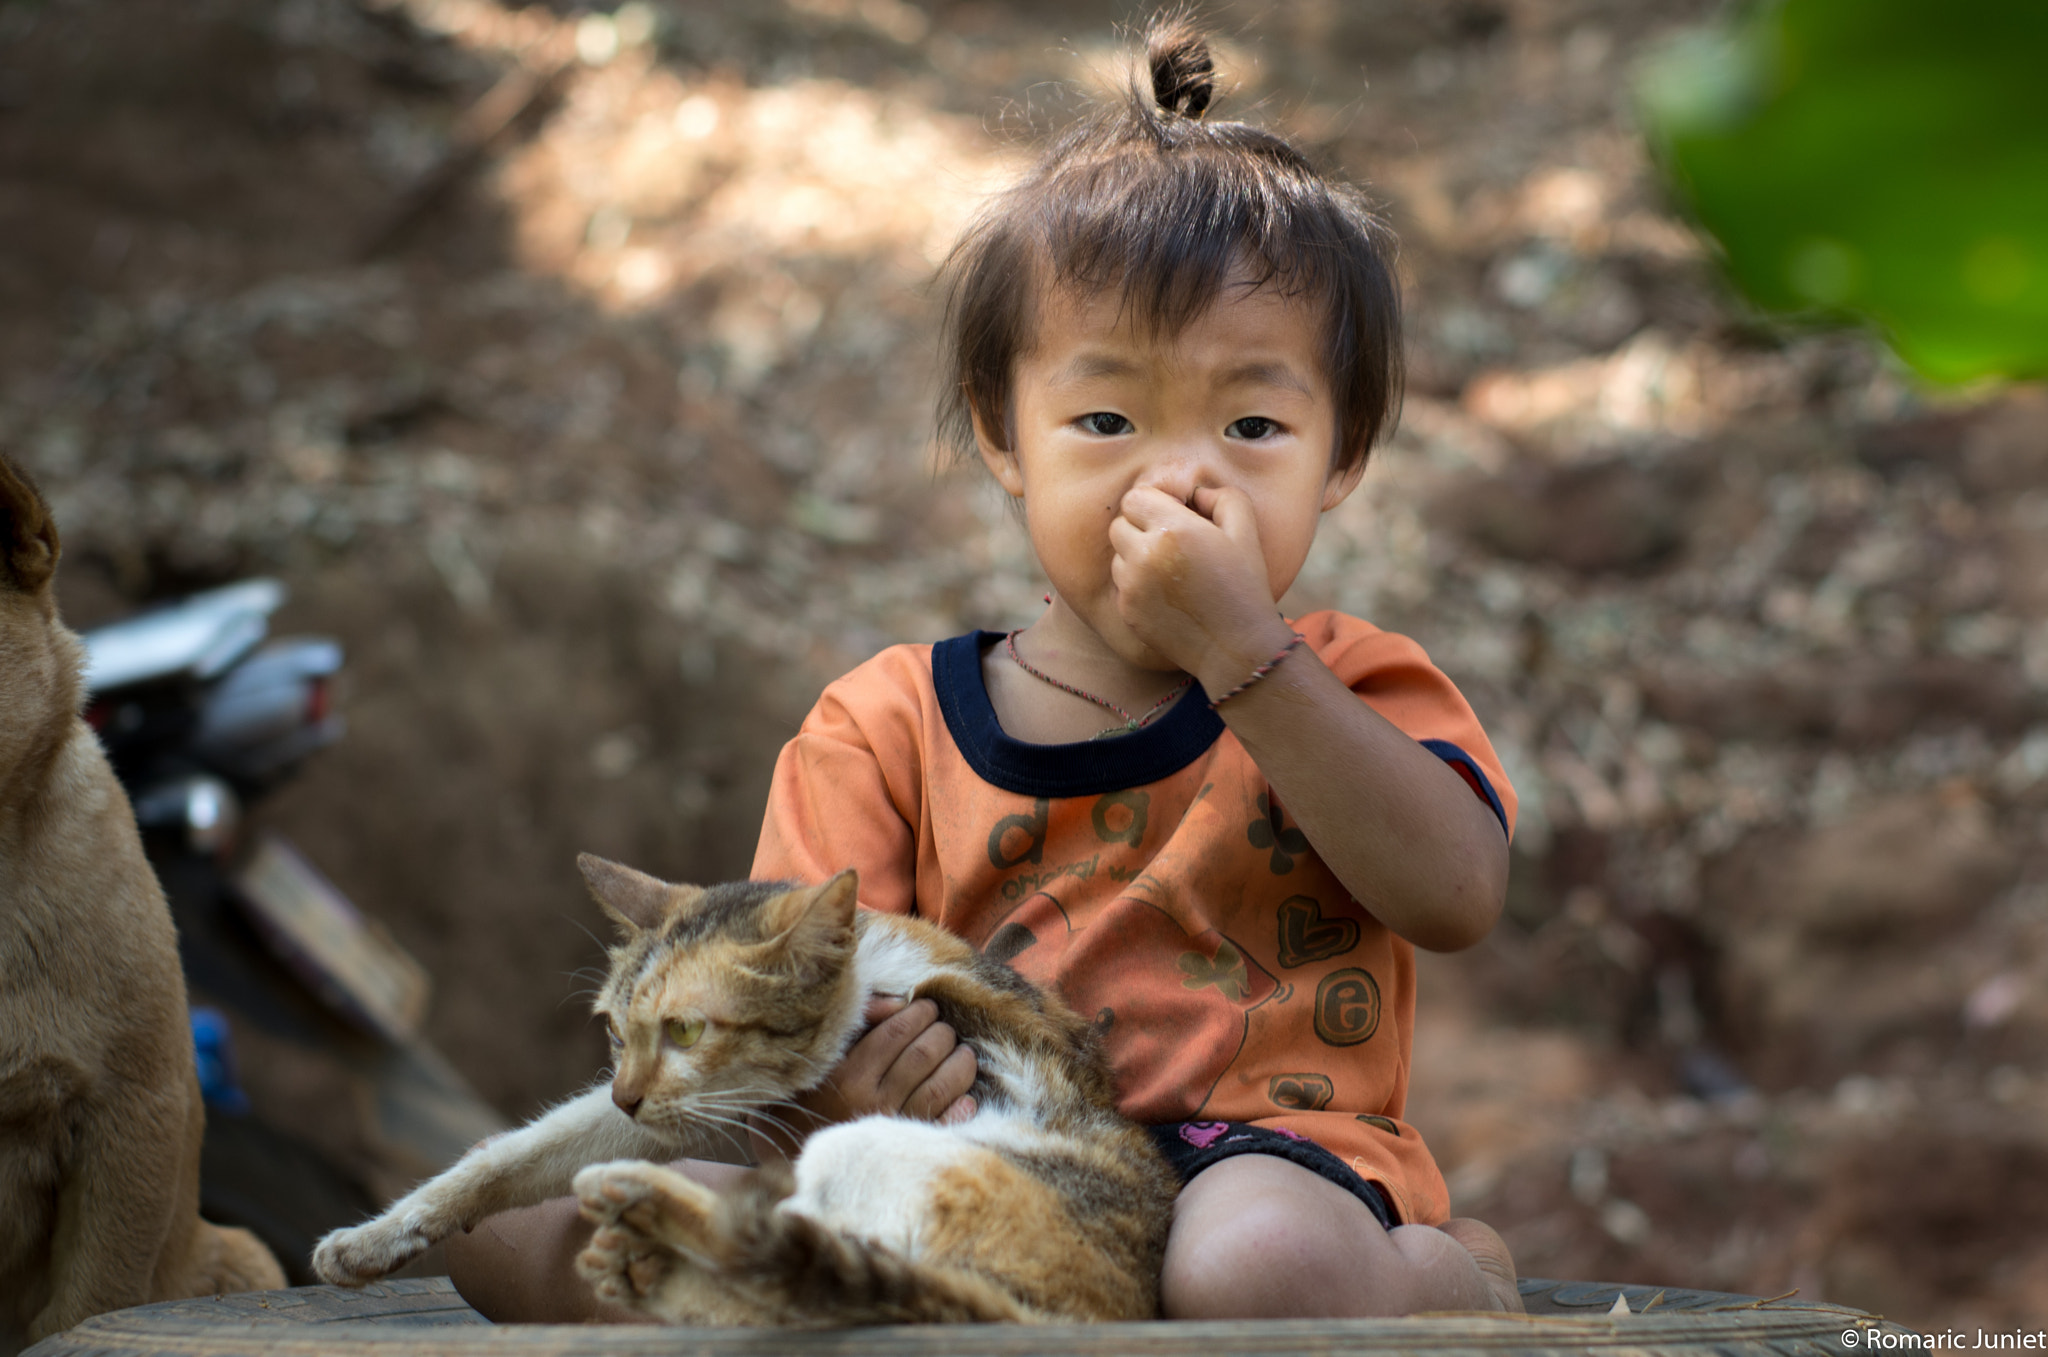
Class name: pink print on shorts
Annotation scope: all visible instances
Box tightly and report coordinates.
[1270,1126,1308,1142]
[1179,1122,1232,1149]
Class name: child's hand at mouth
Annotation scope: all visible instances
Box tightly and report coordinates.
[1108,483,1297,693]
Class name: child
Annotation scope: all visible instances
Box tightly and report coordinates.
[445,16,1520,1320]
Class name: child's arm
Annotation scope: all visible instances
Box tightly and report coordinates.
[1110,484,1509,952]
[445,1183,681,1323]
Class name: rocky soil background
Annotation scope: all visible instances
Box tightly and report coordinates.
[5,0,2044,1327]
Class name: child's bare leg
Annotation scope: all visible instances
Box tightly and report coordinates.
[1159,1156,1520,1318]
[445,1159,752,1322]
[1437,1217,1523,1312]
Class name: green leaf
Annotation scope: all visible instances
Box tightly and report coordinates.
[1639,0,2048,383]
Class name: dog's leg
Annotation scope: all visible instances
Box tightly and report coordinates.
[151,1075,285,1299]
[28,1084,189,1341]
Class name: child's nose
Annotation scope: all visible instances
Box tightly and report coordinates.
[1135,439,1218,504]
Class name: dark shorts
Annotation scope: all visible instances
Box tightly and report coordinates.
[1147,1121,1396,1230]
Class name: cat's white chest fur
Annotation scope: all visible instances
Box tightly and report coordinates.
[785,1106,1054,1258]
[851,922,945,1000]
[783,1119,973,1254]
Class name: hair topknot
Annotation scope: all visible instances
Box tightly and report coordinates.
[937,12,1404,476]
[1148,17,1214,118]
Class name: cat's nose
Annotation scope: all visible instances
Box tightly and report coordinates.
[612,1086,643,1118]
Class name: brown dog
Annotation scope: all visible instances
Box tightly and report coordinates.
[0,457,283,1349]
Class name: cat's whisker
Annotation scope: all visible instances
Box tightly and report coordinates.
[685,1107,757,1134]
[292,865,1174,1321]
[688,1099,786,1135]
[564,916,611,953]
[679,1111,755,1160]
[693,1083,787,1106]
[751,1097,828,1130]
[686,1111,774,1162]
[737,1109,804,1142]
[681,1088,822,1145]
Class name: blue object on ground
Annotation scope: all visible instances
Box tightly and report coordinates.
[191,1006,252,1115]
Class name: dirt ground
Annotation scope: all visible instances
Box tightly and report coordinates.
[5,0,2045,1329]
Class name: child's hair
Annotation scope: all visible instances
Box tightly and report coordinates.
[938,14,1403,475]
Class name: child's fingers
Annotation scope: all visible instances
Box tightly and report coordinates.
[862,994,908,1026]
[1108,548,1134,595]
[906,1045,979,1123]
[873,1014,962,1111]
[834,997,933,1091]
[1200,485,1258,543]
[1107,513,1147,565]
[1119,483,1204,530]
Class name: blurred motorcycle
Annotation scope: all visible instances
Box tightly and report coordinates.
[82,580,503,1282]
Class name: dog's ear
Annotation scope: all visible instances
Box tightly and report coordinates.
[0,457,60,595]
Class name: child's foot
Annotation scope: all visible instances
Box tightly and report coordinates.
[1438,1218,1523,1313]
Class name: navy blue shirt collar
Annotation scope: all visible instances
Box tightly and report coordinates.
[931,631,1226,798]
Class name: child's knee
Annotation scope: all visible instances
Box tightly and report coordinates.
[1162,1208,1341,1317]
[1159,1158,1392,1319]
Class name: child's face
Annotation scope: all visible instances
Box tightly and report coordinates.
[976,278,1363,669]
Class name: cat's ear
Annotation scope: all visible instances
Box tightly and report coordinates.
[578,853,702,936]
[747,870,859,965]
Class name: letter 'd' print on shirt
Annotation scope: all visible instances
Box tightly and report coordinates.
[986,798,1050,869]
[1313,968,1381,1046]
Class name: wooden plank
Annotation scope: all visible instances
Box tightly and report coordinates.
[24,1278,1915,1357]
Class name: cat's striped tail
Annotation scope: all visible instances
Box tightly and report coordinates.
[715,1178,1042,1325]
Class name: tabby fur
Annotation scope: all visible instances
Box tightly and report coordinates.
[314,856,1176,1325]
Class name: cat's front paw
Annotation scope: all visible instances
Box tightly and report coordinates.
[312,1214,433,1287]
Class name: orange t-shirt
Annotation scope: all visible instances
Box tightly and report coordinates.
[752,611,1515,1226]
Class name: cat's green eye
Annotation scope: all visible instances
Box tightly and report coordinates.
[604,1020,622,1049]
[665,1016,706,1049]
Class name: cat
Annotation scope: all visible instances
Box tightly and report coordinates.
[0,456,285,1352]
[313,854,1178,1325]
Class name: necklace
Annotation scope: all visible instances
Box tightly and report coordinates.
[1004,630,1192,739]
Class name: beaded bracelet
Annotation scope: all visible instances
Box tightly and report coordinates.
[1208,634,1306,710]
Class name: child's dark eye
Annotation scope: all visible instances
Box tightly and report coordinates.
[1079,412,1133,436]
[1227,416,1281,440]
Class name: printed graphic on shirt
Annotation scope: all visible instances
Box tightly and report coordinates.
[1091,790,1149,847]
[987,797,1050,869]
[1275,895,1362,968]
[972,887,1276,1122]
[1248,792,1312,873]
[1178,938,1256,999]
[753,615,1522,1228]
[1268,1072,1335,1112]
[1313,968,1382,1046]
